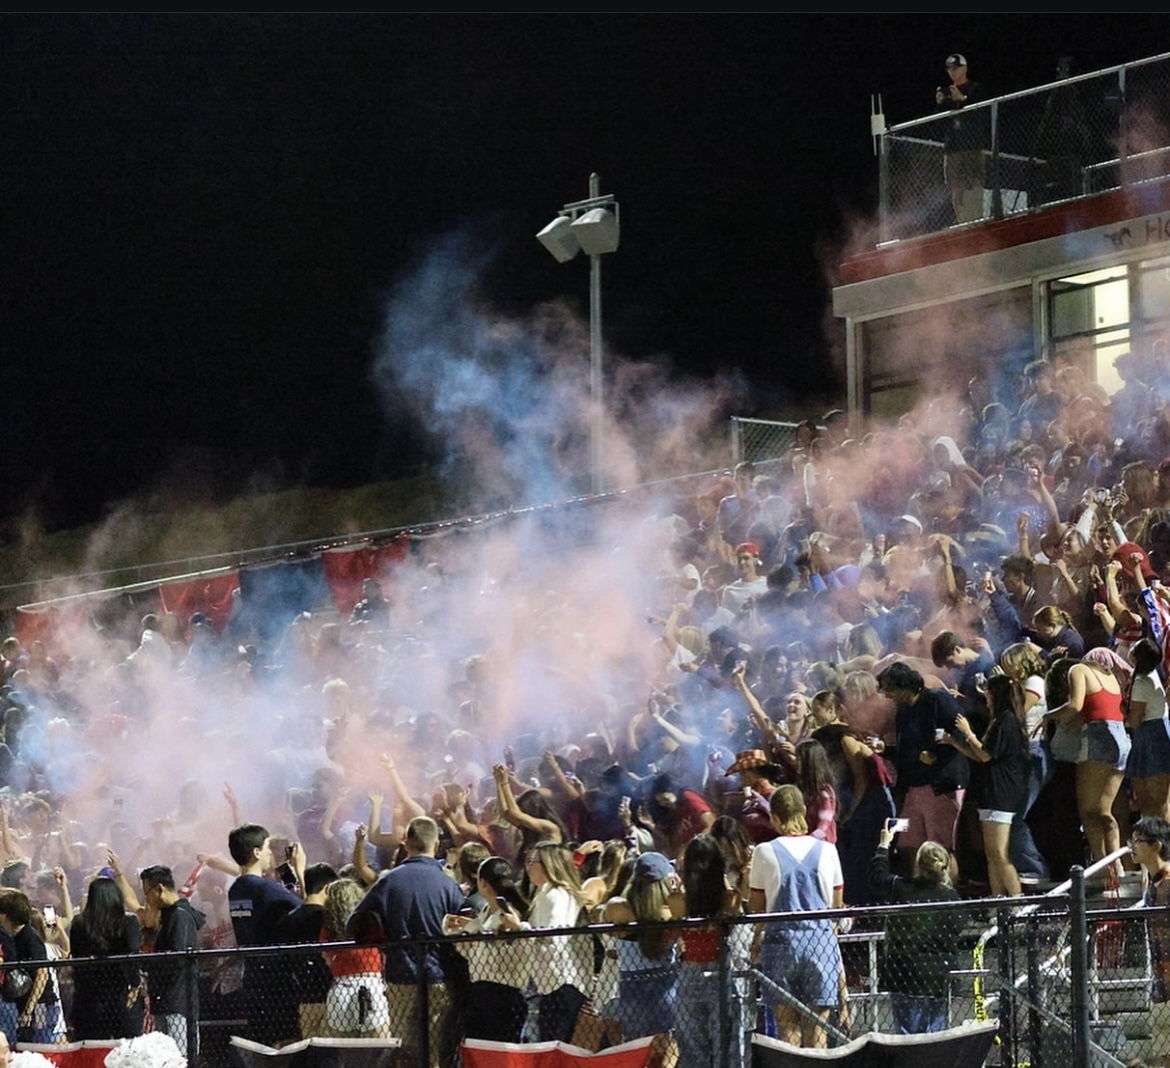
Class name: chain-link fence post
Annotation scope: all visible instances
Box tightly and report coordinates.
[989,100,1003,220]
[879,130,891,244]
[415,939,430,1068]
[717,918,731,1068]
[997,904,1015,1065]
[184,947,199,1065]
[1025,912,1044,1068]
[1069,867,1091,1067]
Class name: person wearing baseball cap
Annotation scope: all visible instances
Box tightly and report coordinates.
[936,53,986,223]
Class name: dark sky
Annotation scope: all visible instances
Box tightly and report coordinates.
[3,14,1166,529]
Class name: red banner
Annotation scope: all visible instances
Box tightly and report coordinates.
[158,572,239,631]
[19,1041,118,1068]
[320,539,409,616]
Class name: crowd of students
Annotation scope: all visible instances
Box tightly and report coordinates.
[0,347,1169,1057]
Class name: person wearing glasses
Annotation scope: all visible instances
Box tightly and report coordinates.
[499,842,592,1043]
[1130,817,1170,1030]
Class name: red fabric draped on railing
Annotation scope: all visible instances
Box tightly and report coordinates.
[157,573,240,632]
[320,538,409,617]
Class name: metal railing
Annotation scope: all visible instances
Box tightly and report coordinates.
[6,880,1165,1068]
[879,52,1170,243]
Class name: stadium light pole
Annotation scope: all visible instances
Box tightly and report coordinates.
[536,173,619,495]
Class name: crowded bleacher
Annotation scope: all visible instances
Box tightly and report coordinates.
[2,341,1170,1062]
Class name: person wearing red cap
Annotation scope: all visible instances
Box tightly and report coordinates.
[1115,541,1156,583]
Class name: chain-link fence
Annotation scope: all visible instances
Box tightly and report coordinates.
[730,418,805,466]
[880,53,1170,242]
[2,877,1163,1068]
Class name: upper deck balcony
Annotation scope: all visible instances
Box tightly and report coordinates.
[873,52,1170,251]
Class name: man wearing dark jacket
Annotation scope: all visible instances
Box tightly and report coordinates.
[877,662,972,860]
[141,865,206,1060]
[984,555,1039,647]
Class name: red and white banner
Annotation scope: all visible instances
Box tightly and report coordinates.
[460,1037,654,1068]
[19,1041,118,1068]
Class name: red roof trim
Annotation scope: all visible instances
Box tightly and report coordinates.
[838,181,1170,284]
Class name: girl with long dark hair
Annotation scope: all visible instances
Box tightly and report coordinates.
[68,876,143,1039]
[493,764,568,874]
[674,834,749,1067]
[950,674,1030,895]
[795,738,838,843]
[445,856,531,1043]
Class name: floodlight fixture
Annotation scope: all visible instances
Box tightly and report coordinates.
[536,216,580,263]
[570,207,620,256]
[538,174,619,496]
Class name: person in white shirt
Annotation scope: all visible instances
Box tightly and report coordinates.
[499,841,592,1043]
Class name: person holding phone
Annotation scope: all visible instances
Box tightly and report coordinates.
[869,820,962,1033]
[947,675,1029,896]
[227,825,306,1046]
[0,890,62,1044]
[876,662,971,861]
[444,856,530,1043]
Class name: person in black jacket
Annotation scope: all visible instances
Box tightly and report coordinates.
[877,662,971,859]
[274,862,339,1037]
[935,53,987,223]
[141,865,206,1060]
[870,821,964,1034]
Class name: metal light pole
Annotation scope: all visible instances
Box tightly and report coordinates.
[536,173,620,495]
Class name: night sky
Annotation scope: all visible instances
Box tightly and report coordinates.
[4,15,1166,531]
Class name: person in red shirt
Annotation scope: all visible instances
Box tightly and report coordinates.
[321,879,390,1037]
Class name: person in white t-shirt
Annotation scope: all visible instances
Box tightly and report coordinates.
[748,784,844,1048]
[1126,638,1170,820]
